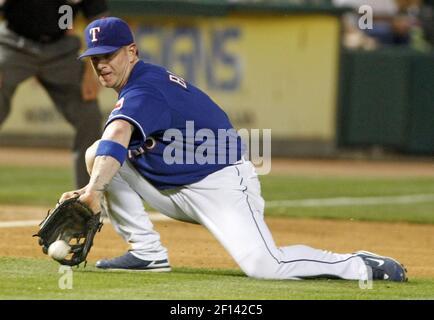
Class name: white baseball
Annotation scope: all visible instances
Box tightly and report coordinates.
[48,240,71,260]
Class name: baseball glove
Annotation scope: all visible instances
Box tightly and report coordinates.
[34,196,103,267]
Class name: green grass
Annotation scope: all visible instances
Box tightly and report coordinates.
[0,166,433,223]
[260,176,434,223]
[260,175,434,200]
[0,257,432,300]
[265,204,434,224]
[0,166,73,206]
[1,167,433,300]
[0,166,434,223]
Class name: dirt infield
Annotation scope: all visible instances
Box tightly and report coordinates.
[0,213,433,278]
[0,147,433,279]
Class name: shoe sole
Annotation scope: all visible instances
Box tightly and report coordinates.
[356,250,408,281]
[96,266,172,272]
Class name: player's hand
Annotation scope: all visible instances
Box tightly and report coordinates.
[81,62,100,101]
[57,189,85,209]
[78,190,102,215]
[59,186,87,204]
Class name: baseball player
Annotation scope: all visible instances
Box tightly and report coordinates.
[0,0,108,188]
[61,17,407,282]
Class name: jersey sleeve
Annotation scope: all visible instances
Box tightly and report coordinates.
[80,0,108,19]
[105,88,172,143]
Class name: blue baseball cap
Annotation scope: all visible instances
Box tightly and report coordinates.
[78,17,134,60]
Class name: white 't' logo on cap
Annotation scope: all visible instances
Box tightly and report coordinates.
[89,27,101,42]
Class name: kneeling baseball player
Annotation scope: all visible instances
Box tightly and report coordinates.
[58,17,407,282]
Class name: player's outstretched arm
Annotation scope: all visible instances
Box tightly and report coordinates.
[60,119,133,213]
[80,119,133,212]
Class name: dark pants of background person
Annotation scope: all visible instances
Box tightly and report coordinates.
[0,22,102,188]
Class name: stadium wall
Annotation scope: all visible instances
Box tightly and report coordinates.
[0,1,347,157]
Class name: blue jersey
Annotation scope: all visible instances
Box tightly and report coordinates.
[106,61,244,189]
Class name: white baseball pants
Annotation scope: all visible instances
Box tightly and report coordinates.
[105,159,366,280]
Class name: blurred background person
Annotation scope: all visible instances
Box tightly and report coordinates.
[333,0,433,51]
[333,0,397,50]
[392,0,433,51]
[0,0,108,188]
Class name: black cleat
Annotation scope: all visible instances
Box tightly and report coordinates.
[96,252,171,272]
[355,250,408,282]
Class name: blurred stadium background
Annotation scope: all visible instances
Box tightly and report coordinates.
[1,0,433,158]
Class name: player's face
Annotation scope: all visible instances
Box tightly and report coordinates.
[90,45,137,92]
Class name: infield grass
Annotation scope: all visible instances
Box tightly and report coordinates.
[0,257,433,300]
[1,166,433,300]
[0,166,433,223]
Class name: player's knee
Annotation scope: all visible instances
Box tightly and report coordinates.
[242,265,274,279]
[245,267,277,279]
[238,254,279,280]
[85,140,100,175]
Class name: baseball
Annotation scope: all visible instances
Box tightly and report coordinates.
[48,240,71,261]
